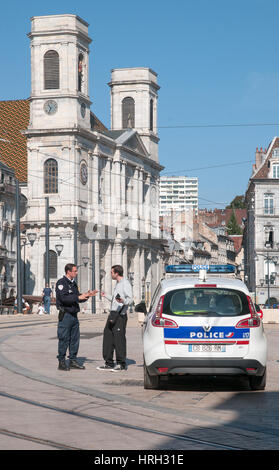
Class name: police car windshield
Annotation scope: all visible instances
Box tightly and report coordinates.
[163,288,250,317]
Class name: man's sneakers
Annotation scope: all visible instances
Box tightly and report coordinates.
[58,360,70,371]
[58,359,85,370]
[113,364,127,371]
[69,360,85,370]
[96,364,115,371]
[96,363,127,372]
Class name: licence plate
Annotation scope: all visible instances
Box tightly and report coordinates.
[189,344,226,353]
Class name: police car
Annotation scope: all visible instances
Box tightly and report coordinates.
[138,265,267,390]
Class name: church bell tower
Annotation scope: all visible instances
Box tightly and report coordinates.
[28,14,92,130]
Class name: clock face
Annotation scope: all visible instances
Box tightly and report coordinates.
[80,162,88,185]
[80,103,86,118]
[44,100,58,115]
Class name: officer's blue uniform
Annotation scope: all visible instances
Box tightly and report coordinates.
[56,275,85,361]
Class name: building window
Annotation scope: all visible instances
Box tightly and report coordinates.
[78,53,84,92]
[264,193,274,215]
[44,50,60,90]
[44,250,57,279]
[264,226,274,248]
[150,99,154,131]
[44,159,58,194]
[122,97,135,128]
[272,164,279,178]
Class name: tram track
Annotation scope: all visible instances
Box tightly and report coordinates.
[0,390,241,450]
[0,323,278,450]
[0,427,81,450]
[0,316,96,330]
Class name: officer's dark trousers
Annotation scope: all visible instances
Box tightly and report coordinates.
[57,313,80,361]
[103,312,127,367]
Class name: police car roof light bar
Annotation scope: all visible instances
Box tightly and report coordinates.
[165,264,236,274]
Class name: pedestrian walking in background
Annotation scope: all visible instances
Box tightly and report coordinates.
[37,303,45,315]
[97,265,133,372]
[42,283,52,314]
[56,263,98,371]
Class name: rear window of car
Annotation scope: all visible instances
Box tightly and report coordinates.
[163,288,250,317]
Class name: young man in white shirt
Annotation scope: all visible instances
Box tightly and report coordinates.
[97,265,133,371]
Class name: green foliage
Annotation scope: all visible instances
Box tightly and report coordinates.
[226,195,246,209]
[227,211,242,235]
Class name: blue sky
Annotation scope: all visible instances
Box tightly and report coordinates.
[1,0,279,208]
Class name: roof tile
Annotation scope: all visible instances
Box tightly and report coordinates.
[0,100,29,182]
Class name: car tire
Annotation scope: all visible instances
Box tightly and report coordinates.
[249,368,266,391]
[143,361,160,389]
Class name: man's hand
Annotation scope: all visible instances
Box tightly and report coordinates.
[116,297,124,303]
[86,290,98,297]
[79,292,90,301]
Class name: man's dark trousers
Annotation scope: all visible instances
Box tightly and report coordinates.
[103,312,127,367]
[57,313,80,360]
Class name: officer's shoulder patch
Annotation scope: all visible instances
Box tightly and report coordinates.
[58,284,64,291]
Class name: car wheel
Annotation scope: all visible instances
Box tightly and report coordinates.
[143,361,160,389]
[249,368,266,391]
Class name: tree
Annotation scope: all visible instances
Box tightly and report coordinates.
[227,211,242,235]
[226,195,246,209]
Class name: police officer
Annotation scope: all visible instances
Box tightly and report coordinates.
[56,263,97,371]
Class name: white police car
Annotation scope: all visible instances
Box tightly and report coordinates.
[138,265,267,391]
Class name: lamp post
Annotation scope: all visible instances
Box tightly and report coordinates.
[128,271,134,313]
[80,247,96,314]
[21,232,37,294]
[254,251,278,307]
[45,197,50,286]
[141,276,145,302]
[15,179,22,314]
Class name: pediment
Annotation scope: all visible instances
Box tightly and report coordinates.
[115,130,149,157]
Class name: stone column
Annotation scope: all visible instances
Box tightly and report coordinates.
[120,160,127,216]
[112,158,121,227]
[133,245,141,304]
[114,234,123,265]
[138,168,144,233]
[104,242,112,296]
[104,157,112,227]
[133,167,139,231]
[145,173,151,234]
[89,150,100,221]
[123,242,128,277]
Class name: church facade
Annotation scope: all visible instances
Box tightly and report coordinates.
[21,14,165,312]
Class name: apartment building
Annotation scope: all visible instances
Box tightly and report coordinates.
[159,176,198,216]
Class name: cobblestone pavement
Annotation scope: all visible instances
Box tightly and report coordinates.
[0,312,279,451]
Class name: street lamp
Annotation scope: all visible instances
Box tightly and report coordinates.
[55,243,64,256]
[100,269,106,303]
[79,252,96,313]
[82,256,90,267]
[21,232,37,294]
[254,251,278,307]
[27,232,37,246]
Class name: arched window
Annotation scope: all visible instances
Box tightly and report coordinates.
[78,53,84,92]
[150,99,154,131]
[44,250,58,279]
[122,97,135,129]
[44,50,60,90]
[44,159,58,194]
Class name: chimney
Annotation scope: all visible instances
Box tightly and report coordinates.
[255,146,266,168]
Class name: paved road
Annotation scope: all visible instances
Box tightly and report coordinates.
[0,312,279,451]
